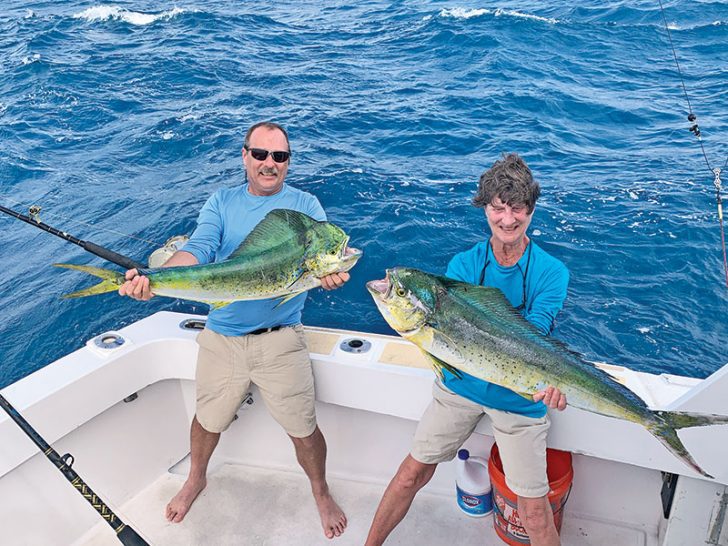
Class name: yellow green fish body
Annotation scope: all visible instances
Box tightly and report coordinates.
[368,267,728,477]
[56,209,362,309]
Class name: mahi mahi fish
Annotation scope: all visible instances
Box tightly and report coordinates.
[55,209,362,309]
[367,267,728,478]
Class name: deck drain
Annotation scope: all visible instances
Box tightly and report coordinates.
[94,333,125,349]
[340,338,371,354]
[180,318,207,330]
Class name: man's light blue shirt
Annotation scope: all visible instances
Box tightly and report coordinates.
[182,183,325,336]
[441,240,569,418]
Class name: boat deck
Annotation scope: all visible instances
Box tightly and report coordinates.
[77,462,655,546]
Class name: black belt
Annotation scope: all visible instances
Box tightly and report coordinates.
[248,325,282,336]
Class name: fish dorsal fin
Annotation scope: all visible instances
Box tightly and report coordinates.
[227,209,317,261]
[437,276,586,361]
[439,277,533,329]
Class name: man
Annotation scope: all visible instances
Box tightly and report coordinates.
[365,153,569,546]
[119,121,349,539]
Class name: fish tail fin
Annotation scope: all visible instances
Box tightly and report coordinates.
[53,263,124,298]
[658,410,728,429]
[649,410,728,478]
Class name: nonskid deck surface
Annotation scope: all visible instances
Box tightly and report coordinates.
[77,463,653,546]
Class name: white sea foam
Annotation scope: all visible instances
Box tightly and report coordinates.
[73,5,186,26]
[438,7,558,24]
[637,327,650,334]
[177,113,199,122]
[21,53,41,65]
[161,131,175,140]
[322,167,364,176]
[24,9,35,19]
[668,20,723,31]
[494,8,558,24]
[439,8,492,20]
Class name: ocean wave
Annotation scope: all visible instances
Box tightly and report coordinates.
[72,5,187,26]
[438,7,558,24]
[177,113,199,122]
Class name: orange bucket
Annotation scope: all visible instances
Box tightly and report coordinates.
[488,444,573,545]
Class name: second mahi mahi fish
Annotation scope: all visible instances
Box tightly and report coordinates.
[367,267,728,478]
[55,209,362,309]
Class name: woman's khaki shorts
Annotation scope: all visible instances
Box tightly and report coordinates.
[194,325,316,438]
[411,381,551,498]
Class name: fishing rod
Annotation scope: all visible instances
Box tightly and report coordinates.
[0,204,145,270]
[0,393,149,545]
[0,204,149,541]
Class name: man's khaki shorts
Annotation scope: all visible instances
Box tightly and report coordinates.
[411,381,550,498]
[194,325,316,438]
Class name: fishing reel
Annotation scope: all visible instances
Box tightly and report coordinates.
[147,235,190,268]
[28,205,41,223]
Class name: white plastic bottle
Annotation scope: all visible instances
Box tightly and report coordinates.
[455,448,493,517]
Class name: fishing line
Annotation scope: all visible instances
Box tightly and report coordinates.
[0,195,163,248]
[656,0,728,288]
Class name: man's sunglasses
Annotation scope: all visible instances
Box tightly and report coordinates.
[244,146,291,163]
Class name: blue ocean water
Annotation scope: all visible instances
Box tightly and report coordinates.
[0,1,726,389]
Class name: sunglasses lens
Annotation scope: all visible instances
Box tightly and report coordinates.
[248,148,290,163]
[250,148,268,161]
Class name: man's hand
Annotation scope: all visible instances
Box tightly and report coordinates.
[533,386,567,411]
[319,272,350,291]
[118,269,154,301]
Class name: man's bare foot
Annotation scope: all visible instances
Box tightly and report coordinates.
[165,477,206,523]
[315,491,347,539]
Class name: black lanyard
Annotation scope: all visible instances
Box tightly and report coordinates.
[479,241,532,312]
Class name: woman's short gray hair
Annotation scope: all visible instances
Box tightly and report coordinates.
[472,153,540,213]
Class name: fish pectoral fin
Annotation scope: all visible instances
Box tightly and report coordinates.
[274,291,305,308]
[431,331,465,365]
[422,351,463,380]
[285,268,307,291]
[207,301,233,310]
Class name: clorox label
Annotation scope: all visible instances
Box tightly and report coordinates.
[456,485,493,516]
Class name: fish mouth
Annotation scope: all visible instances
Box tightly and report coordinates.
[340,237,363,268]
[366,270,391,298]
[344,246,362,258]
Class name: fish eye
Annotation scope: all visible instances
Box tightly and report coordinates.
[329,249,337,255]
[396,287,406,297]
